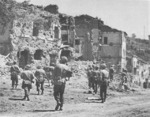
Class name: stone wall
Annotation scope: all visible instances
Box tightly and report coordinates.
[0,20,13,55]
[8,6,61,68]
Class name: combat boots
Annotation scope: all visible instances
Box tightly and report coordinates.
[55,101,61,111]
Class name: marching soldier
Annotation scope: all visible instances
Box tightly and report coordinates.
[87,65,93,93]
[100,64,109,103]
[52,56,71,111]
[34,66,47,95]
[21,65,35,101]
[10,61,20,89]
[43,66,55,86]
[92,65,100,94]
[109,65,115,81]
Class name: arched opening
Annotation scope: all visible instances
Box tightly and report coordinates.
[34,49,43,60]
[19,49,29,68]
[60,48,72,61]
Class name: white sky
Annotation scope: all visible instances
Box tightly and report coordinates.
[16,0,150,39]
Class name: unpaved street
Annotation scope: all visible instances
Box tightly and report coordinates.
[1,75,150,117]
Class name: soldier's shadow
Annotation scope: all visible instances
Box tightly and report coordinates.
[85,100,102,103]
[9,97,24,101]
[31,110,56,112]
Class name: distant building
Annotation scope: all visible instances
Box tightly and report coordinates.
[75,15,103,61]
[99,31,127,72]
[126,53,150,86]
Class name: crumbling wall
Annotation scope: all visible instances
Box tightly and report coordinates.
[0,17,13,55]
[0,42,13,55]
[82,33,93,61]
[59,14,75,45]
[99,46,121,64]
[8,4,62,68]
[91,29,100,44]
[121,32,127,70]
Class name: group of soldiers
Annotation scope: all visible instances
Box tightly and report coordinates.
[10,54,120,110]
[10,55,72,111]
[87,63,115,103]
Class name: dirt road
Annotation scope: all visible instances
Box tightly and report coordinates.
[0,75,150,117]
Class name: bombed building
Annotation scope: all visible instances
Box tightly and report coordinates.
[0,1,62,68]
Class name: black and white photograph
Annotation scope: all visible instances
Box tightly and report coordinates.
[0,0,150,116]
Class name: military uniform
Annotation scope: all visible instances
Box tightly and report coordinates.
[34,68,47,95]
[53,63,69,110]
[92,70,100,94]
[10,64,20,89]
[43,66,55,86]
[21,70,34,101]
[100,67,109,103]
[109,66,114,81]
[87,68,93,90]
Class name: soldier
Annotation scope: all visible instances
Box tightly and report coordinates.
[109,65,115,82]
[43,66,55,86]
[34,66,47,95]
[87,65,93,93]
[21,65,35,101]
[92,65,100,94]
[52,56,71,111]
[10,61,20,89]
[90,65,95,93]
[121,68,129,90]
[100,64,109,103]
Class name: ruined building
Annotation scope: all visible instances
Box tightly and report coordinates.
[99,31,127,71]
[0,2,61,68]
[75,15,103,61]
[59,14,76,46]
[0,1,14,55]
[75,15,127,71]
[1,1,128,70]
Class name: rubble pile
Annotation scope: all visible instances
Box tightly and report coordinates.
[67,61,92,89]
[0,54,11,76]
[109,73,141,92]
[68,60,93,77]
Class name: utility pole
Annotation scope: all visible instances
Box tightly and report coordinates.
[143,26,145,39]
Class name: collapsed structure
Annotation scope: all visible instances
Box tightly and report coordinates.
[74,15,127,71]
[0,1,63,68]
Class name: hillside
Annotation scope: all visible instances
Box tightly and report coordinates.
[127,37,150,62]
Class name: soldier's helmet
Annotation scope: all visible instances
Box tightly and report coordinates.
[60,56,68,64]
[50,50,58,57]
[24,65,31,70]
[94,65,99,70]
[100,63,107,69]
[37,66,42,69]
